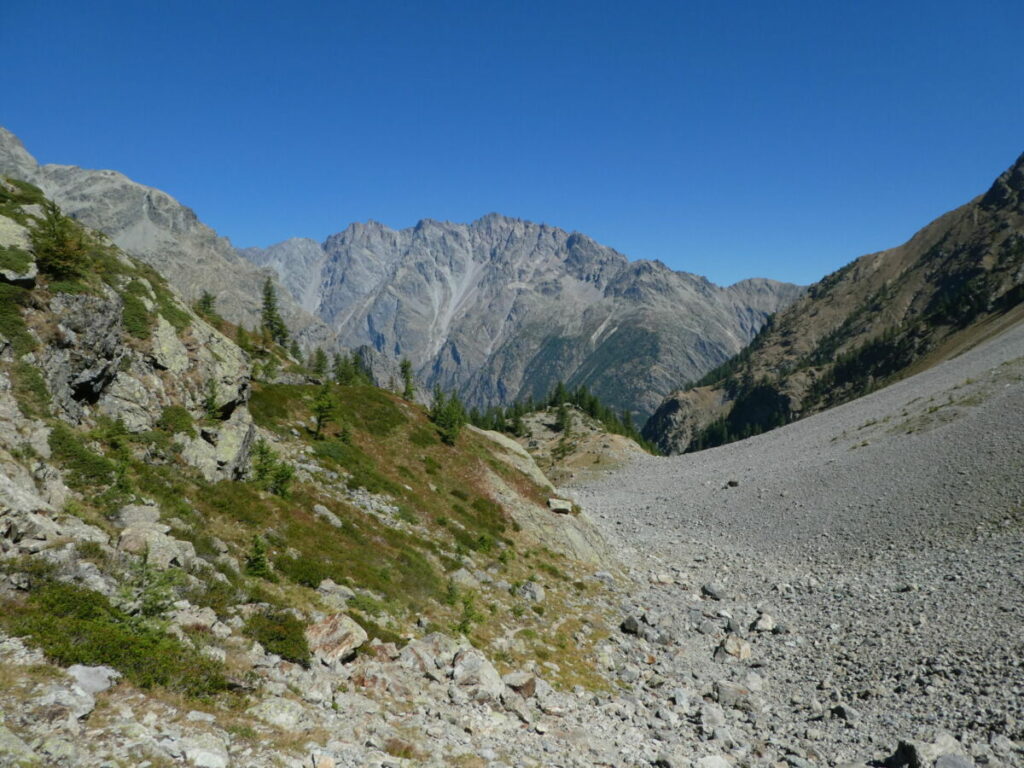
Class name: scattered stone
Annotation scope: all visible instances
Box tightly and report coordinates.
[517,580,545,602]
[247,696,310,730]
[702,582,730,601]
[621,616,640,635]
[313,504,342,528]
[547,498,574,513]
[717,635,752,661]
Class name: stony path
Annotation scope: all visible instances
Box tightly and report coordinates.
[572,320,1024,767]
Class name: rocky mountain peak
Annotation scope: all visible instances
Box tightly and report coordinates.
[0,127,38,179]
[981,150,1024,211]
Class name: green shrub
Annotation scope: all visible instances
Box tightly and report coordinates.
[152,281,191,331]
[48,423,116,488]
[250,440,294,497]
[1,582,227,696]
[275,554,333,588]
[0,244,32,273]
[156,405,196,437]
[314,439,401,496]
[0,283,35,354]
[121,289,153,340]
[29,200,95,278]
[10,361,50,418]
[245,535,273,579]
[244,610,310,666]
[409,425,437,447]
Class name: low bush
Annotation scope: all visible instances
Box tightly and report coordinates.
[48,423,117,488]
[275,554,334,588]
[244,609,310,666]
[0,581,227,697]
[0,283,35,354]
[156,405,196,437]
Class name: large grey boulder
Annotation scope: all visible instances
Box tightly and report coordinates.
[451,647,505,703]
[67,665,121,695]
[178,406,255,482]
[117,522,196,570]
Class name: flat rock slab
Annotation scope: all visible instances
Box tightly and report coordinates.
[67,665,120,695]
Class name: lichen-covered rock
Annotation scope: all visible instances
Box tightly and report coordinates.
[179,406,255,481]
[149,316,189,373]
[247,696,311,731]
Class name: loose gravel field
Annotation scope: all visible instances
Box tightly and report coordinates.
[573,320,1024,766]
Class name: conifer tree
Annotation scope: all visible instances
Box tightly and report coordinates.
[196,290,217,317]
[312,347,328,376]
[400,358,415,399]
[260,278,289,345]
[311,382,333,439]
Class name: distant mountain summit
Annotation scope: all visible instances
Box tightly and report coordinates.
[241,215,803,417]
[644,150,1024,453]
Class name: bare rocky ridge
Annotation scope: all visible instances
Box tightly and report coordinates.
[575,317,1024,767]
[0,127,334,349]
[242,215,804,419]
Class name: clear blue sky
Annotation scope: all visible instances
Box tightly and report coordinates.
[3,1,1022,285]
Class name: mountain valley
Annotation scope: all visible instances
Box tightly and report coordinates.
[0,136,1021,768]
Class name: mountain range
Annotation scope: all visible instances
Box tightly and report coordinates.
[240,218,803,417]
[0,128,802,418]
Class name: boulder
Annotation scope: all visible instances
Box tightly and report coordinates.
[305,613,367,666]
[0,258,37,288]
[451,647,505,703]
[247,696,310,731]
[0,722,39,766]
[517,580,545,602]
[67,665,120,695]
[503,670,538,698]
[118,523,196,570]
[717,635,752,661]
[547,498,574,514]
[180,406,255,481]
[149,316,189,373]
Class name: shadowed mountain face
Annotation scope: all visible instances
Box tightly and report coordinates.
[0,128,333,348]
[644,150,1024,454]
[241,216,803,418]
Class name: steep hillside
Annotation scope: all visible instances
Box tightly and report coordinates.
[644,150,1024,454]
[0,127,334,349]
[0,181,646,766]
[242,215,803,419]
